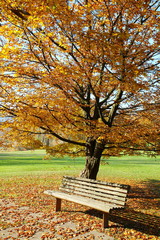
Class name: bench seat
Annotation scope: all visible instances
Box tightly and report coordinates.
[44,190,116,212]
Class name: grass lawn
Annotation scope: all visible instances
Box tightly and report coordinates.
[0,150,84,177]
[99,155,160,181]
[0,150,160,239]
[0,150,159,182]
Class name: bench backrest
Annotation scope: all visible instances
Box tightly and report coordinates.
[60,176,130,208]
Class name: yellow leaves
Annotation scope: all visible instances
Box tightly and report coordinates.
[101,19,110,25]
[97,136,106,143]
[137,117,153,127]
[46,143,84,157]
[84,3,92,8]
[0,0,159,158]
[112,32,119,37]
[21,139,43,150]
[47,32,53,38]
[27,15,45,29]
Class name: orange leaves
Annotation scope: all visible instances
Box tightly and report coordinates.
[18,225,36,238]
[0,0,159,162]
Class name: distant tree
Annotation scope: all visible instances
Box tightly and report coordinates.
[0,0,159,179]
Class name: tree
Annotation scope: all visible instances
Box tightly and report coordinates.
[0,0,159,179]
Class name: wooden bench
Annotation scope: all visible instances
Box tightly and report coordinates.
[44,176,130,228]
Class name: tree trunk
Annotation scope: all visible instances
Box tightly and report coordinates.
[80,139,105,180]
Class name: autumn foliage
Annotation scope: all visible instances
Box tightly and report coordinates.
[0,0,159,178]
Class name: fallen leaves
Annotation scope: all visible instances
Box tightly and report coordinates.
[0,175,160,239]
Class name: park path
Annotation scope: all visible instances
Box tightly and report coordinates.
[0,199,114,240]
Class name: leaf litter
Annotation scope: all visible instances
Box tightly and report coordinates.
[0,175,160,239]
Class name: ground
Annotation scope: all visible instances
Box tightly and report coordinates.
[0,175,160,240]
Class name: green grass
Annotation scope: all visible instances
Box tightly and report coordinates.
[0,150,160,181]
[0,150,84,177]
[99,155,160,181]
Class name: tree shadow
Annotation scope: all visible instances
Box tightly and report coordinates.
[128,179,160,210]
[129,179,160,198]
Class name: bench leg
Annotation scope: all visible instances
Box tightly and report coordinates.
[103,212,109,228]
[56,198,61,211]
